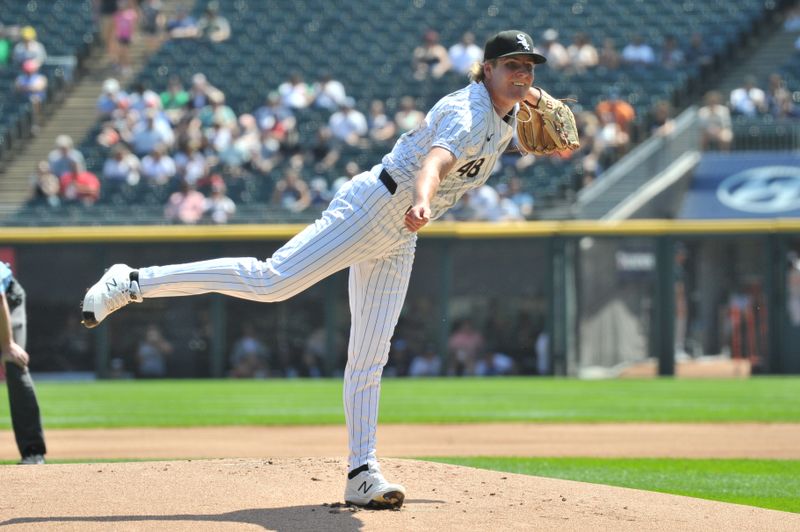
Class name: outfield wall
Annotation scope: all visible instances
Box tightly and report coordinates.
[2,220,799,377]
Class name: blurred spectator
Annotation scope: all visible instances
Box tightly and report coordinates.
[308,177,331,209]
[312,72,348,111]
[278,72,314,110]
[394,96,425,134]
[132,108,175,156]
[448,31,483,75]
[595,91,636,136]
[507,175,534,218]
[96,77,128,118]
[566,32,598,73]
[59,160,101,206]
[95,0,119,57]
[597,38,621,70]
[444,191,478,221]
[198,91,237,129]
[188,72,217,110]
[495,183,524,221]
[412,29,451,80]
[300,326,334,378]
[698,90,733,151]
[470,184,502,221]
[730,76,767,117]
[251,127,283,174]
[0,24,12,66]
[647,100,675,137]
[197,1,231,43]
[102,144,141,186]
[166,4,200,39]
[173,139,207,184]
[126,81,162,115]
[48,135,86,178]
[535,330,550,375]
[328,97,367,146]
[165,179,205,223]
[141,144,177,185]
[366,99,396,145]
[384,336,413,377]
[12,26,46,68]
[331,161,360,195]
[659,34,685,70]
[204,177,236,224]
[766,73,798,118]
[475,351,516,376]
[140,0,166,53]
[254,91,296,134]
[112,0,138,78]
[28,160,60,207]
[14,60,47,127]
[592,109,630,170]
[621,34,655,67]
[408,344,442,377]
[539,28,569,70]
[55,314,93,371]
[160,76,190,123]
[309,126,341,175]
[272,168,311,213]
[229,322,269,378]
[136,324,173,378]
[684,32,713,69]
[784,6,800,32]
[447,318,485,376]
[218,113,259,168]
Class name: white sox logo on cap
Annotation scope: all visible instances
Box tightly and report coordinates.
[516,33,531,51]
[483,30,547,63]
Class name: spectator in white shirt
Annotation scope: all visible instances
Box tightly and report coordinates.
[729,76,767,117]
[140,144,177,185]
[448,31,483,74]
[312,72,348,111]
[102,145,141,186]
[621,34,655,67]
[539,28,569,70]
[328,97,367,146]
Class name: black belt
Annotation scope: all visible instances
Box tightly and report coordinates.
[379,168,397,195]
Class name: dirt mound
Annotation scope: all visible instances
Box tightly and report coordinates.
[0,458,797,531]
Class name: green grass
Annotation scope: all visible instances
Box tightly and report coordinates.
[424,457,800,514]
[0,377,798,427]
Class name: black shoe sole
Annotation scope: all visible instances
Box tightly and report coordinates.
[347,490,405,510]
[81,309,99,328]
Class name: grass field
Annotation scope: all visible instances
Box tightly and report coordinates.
[2,377,799,513]
[426,457,800,514]
[2,377,798,427]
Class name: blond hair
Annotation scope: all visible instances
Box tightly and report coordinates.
[468,59,495,83]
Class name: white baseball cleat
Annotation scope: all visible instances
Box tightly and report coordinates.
[344,466,406,510]
[81,264,142,328]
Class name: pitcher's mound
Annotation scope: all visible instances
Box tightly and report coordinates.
[0,458,796,531]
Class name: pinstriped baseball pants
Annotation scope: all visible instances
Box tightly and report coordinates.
[137,166,416,470]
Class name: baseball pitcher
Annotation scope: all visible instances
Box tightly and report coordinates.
[81,29,579,509]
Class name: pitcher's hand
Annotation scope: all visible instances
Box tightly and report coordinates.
[404,204,431,232]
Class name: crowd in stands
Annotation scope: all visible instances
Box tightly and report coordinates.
[11,3,800,223]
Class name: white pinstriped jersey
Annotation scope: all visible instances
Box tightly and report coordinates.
[382,82,516,220]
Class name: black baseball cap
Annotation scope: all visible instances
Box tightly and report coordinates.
[484,30,547,64]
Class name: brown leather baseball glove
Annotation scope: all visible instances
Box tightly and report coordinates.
[516,87,580,155]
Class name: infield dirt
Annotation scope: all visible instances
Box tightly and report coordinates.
[1,423,799,531]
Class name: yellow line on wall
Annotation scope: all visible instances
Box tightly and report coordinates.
[2,219,800,243]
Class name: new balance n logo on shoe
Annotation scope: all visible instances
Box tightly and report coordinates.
[358,481,373,494]
[105,279,118,291]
